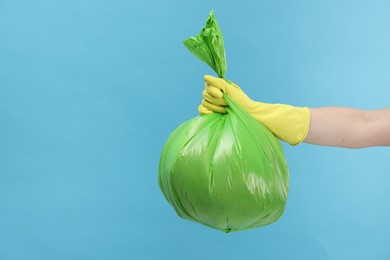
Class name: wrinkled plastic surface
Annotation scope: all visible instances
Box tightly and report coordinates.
[158,9,290,232]
[159,95,289,232]
[183,9,226,78]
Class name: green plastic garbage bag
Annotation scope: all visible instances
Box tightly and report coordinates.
[158,10,289,232]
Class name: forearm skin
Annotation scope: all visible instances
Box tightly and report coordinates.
[304,107,390,148]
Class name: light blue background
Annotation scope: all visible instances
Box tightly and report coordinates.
[1,0,390,259]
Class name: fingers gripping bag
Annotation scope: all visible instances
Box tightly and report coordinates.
[158,10,289,233]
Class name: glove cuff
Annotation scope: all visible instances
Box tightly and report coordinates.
[247,102,311,146]
[290,107,310,146]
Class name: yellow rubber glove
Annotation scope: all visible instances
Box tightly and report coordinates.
[199,75,310,146]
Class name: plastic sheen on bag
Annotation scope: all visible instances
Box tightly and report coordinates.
[158,10,289,233]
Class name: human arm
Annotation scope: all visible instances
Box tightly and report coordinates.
[305,107,390,148]
[200,75,390,148]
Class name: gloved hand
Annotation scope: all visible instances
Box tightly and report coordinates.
[199,75,310,145]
